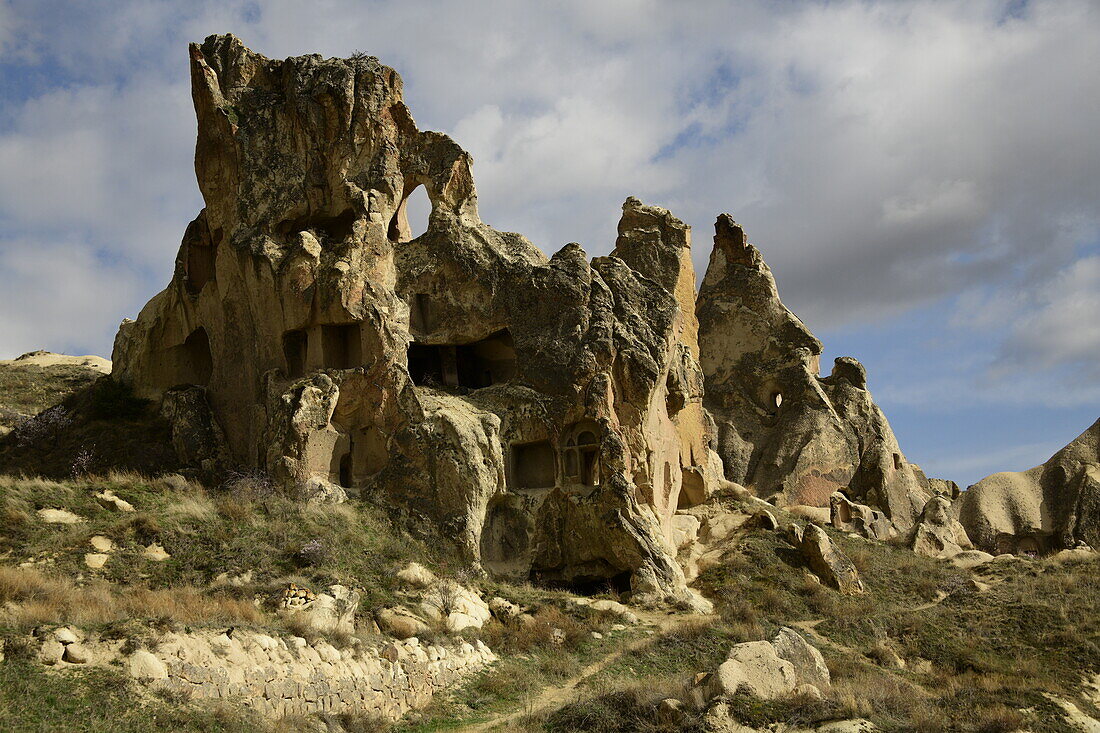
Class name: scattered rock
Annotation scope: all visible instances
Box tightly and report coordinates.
[52,627,79,645]
[126,650,168,680]
[94,490,135,513]
[488,597,522,621]
[419,581,491,632]
[771,627,831,691]
[36,508,83,524]
[63,644,92,664]
[705,640,797,700]
[143,543,170,561]
[657,698,687,727]
[302,475,348,505]
[376,607,430,640]
[89,535,114,552]
[38,639,65,665]
[908,496,973,558]
[279,584,360,635]
[395,562,437,589]
[950,550,996,569]
[84,553,109,569]
[800,524,865,594]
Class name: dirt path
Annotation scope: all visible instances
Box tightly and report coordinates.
[464,610,706,732]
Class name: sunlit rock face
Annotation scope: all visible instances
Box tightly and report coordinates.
[959,418,1100,555]
[113,35,724,602]
[696,216,931,530]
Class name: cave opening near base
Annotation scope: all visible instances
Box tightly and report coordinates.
[530,568,633,597]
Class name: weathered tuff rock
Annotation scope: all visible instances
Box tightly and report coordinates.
[908,495,973,558]
[111,35,928,597]
[959,418,1100,555]
[697,217,931,530]
[800,524,865,594]
[830,491,896,541]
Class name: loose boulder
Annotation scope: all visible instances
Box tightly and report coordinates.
[800,524,865,595]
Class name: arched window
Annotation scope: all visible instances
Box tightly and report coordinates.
[562,423,600,486]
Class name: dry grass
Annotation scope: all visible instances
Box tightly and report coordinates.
[0,566,263,630]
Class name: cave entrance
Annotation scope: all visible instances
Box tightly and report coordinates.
[176,323,212,383]
[322,324,362,370]
[531,568,632,597]
[407,329,516,389]
[283,329,308,379]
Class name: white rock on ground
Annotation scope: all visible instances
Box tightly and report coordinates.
[37,508,84,524]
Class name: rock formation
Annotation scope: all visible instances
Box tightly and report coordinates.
[696,217,931,530]
[111,35,932,600]
[959,418,1100,554]
[907,495,973,558]
[112,35,723,604]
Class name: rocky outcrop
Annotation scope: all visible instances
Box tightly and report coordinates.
[800,524,865,595]
[830,492,896,541]
[959,418,1100,555]
[908,496,973,558]
[696,217,930,530]
[696,628,829,704]
[111,34,928,599]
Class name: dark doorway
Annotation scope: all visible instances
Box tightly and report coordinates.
[283,329,308,379]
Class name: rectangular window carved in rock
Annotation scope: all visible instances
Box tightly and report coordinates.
[510,440,557,489]
[321,324,362,370]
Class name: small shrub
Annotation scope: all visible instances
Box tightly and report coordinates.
[12,405,74,447]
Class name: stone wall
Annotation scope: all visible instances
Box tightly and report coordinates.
[36,626,494,721]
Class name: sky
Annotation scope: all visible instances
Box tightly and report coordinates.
[0,0,1097,487]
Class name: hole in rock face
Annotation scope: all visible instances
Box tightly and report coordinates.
[321,324,362,370]
[893,453,903,471]
[388,184,431,243]
[179,328,212,386]
[406,330,516,389]
[185,241,216,295]
[283,329,308,379]
[339,452,353,488]
[678,467,705,509]
[772,392,783,409]
[510,440,556,490]
[1017,537,1041,557]
[532,569,632,597]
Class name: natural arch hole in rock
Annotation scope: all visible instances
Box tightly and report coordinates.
[388,184,431,243]
[185,241,216,295]
[772,391,783,409]
[532,569,632,597]
[678,467,706,509]
[1017,536,1041,557]
[407,330,516,389]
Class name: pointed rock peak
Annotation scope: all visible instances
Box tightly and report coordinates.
[714,214,755,266]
